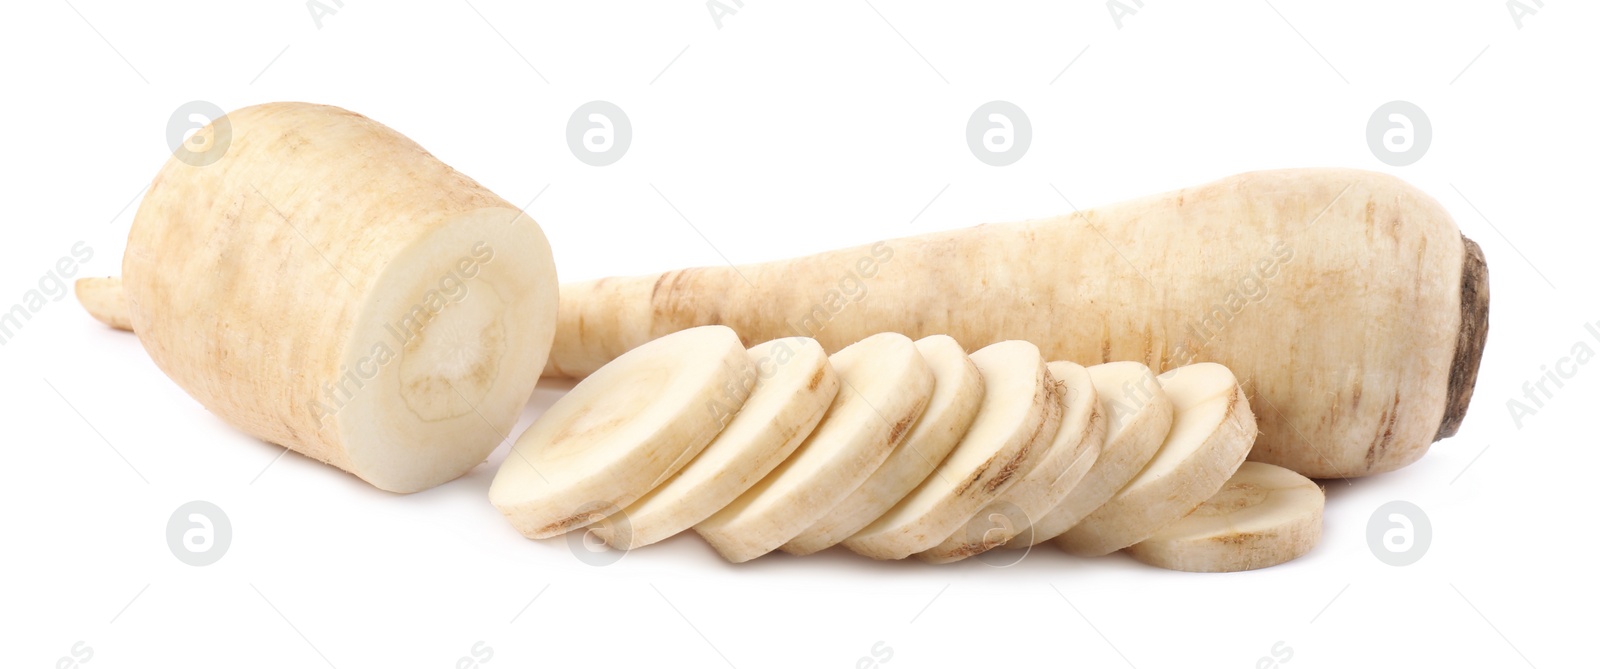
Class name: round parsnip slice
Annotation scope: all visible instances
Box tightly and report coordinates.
[595,338,840,550]
[695,333,933,563]
[920,361,1104,563]
[1005,361,1173,548]
[781,335,984,556]
[844,341,1062,561]
[1056,362,1257,557]
[490,326,752,539]
[1126,462,1323,572]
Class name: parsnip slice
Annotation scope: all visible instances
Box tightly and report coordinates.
[490,325,751,539]
[781,335,983,556]
[1056,362,1256,557]
[844,341,1062,561]
[596,338,840,550]
[695,332,933,563]
[1006,361,1172,548]
[1125,461,1323,572]
[919,360,1104,563]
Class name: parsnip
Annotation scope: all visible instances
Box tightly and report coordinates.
[781,335,983,556]
[1005,362,1172,548]
[545,169,1489,478]
[79,102,559,493]
[1126,461,1323,572]
[919,361,1103,563]
[845,341,1062,561]
[595,337,839,550]
[490,326,751,539]
[1056,363,1257,557]
[695,333,933,563]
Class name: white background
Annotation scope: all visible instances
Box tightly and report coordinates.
[2,1,1594,667]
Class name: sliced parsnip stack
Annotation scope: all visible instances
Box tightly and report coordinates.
[920,361,1105,563]
[1125,462,1324,572]
[1006,362,1173,548]
[1056,362,1257,556]
[595,338,840,550]
[695,333,934,563]
[781,335,984,556]
[845,341,1062,561]
[489,326,752,539]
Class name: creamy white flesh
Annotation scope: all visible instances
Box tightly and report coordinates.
[695,333,932,563]
[1056,362,1256,557]
[597,338,839,550]
[489,326,752,539]
[920,360,1103,563]
[1005,361,1172,548]
[845,341,1060,561]
[1126,461,1324,572]
[781,335,983,556]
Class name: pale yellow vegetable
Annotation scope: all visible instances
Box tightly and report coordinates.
[1126,461,1323,572]
[695,333,932,563]
[781,335,982,556]
[490,326,751,539]
[544,169,1488,478]
[76,102,558,493]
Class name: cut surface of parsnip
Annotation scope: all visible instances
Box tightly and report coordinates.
[920,360,1104,563]
[695,333,933,563]
[595,338,839,550]
[781,335,983,556]
[1057,362,1257,557]
[1006,361,1172,548]
[79,102,559,493]
[845,341,1062,561]
[545,169,1488,478]
[490,326,751,539]
[1126,461,1323,572]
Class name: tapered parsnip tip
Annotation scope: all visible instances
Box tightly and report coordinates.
[75,276,132,331]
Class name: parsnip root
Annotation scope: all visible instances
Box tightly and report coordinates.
[1126,461,1323,572]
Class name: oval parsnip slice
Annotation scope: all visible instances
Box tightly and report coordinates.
[1006,361,1173,548]
[781,335,984,556]
[920,360,1104,563]
[1056,362,1257,556]
[489,325,751,539]
[596,338,840,550]
[1126,461,1323,572]
[844,341,1062,561]
[695,333,933,563]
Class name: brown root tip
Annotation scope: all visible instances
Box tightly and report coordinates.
[75,276,134,332]
[1436,234,1489,441]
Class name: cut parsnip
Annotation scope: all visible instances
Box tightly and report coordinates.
[695,333,933,563]
[490,326,752,539]
[594,338,840,550]
[781,335,984,556]
[1006,362,1173,548]
[845,341,1062,561]
[1126,462,1323,572]
[1056,362,1257,556]
[920,360,1104,563]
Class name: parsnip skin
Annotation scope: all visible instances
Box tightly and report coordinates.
[116,102,559,493]
[1126,461,1323,572]
[780,335,984,556]
[546,169,1488,478]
